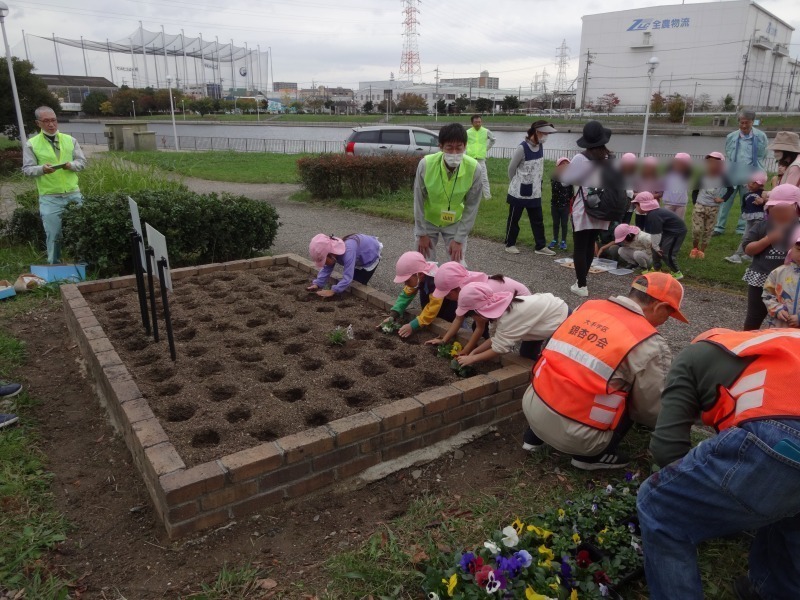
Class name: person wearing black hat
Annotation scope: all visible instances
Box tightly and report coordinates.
[560,121,614,297]
[504,120,558,255]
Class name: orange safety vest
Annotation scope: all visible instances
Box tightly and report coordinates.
[694,328,800,431]
[532,300,658,430]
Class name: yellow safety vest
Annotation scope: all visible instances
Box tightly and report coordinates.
[422,152,478,227]
[28,132,80,196]
[466,126,489,160]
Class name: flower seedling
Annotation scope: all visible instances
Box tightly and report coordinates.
[380,317,401,334]
[450,358,475,378]
[436,341,462,359]
[327,326,349,346]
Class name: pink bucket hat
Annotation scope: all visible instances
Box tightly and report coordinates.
[620,152,637,165]
[394,251,436,283]
[674,152,692,163]
[749,171,767,186]
[631,191,659,212]
[432,262,488,299]
[643,156,659,167]
[456,282,514,319]
[705,151,725,161]
[309,234,346,268]
[614,224,641,244]
[556,156,570,166]
[765,184,800,209]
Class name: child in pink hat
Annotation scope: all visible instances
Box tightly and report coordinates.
[632,192,688,279]
[690,151,734,259]
[424,262,531,355]
[452,282,568,366]
[596,224,653,270]
[307,233,382,297]
[662,152,693,220]
[725,170,768,264]
[377,252,456,338]
[740,184,800,330]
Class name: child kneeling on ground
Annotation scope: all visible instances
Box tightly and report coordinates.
[608,224,652,270]
[307,233,382,297]
[762,231,800,329]
[632,191,687,280]
[452,281,569,367]
[424,262,531,355]
[377,251,457,338]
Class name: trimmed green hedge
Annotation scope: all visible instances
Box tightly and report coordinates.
[297,154,420,199]
[60,190,280,276]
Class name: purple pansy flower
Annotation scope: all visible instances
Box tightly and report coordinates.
[459,552,476,573]
[514,549,533,568]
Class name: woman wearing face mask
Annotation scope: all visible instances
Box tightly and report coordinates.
[414,123,483,265]
[769,131,800,187]
[504,120,558,255]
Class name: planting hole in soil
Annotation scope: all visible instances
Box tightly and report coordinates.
[218,273,237,282]
[208,290,227,299]
[192,429,221,447]
[330,375,354,390]
[258,367,286,383]
[207,383,237,402]
[275,387,305,403]
[294,292,312,303]
[108,320,129,331]
[175,327,197,342]
[360,359,388,377]
[106,301,126,310]
[226,407,252,423]
[305,411,330,427]
[85,264,487,467]
[166,402,197,422]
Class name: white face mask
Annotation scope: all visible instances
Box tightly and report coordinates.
[443,153,464,168]
[536,133,548,144]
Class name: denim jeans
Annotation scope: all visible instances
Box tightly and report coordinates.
[39,191,83,264]
[714,185,747,235]
[637,419,800,600]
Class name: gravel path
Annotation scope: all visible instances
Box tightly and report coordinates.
[179,175,746,353]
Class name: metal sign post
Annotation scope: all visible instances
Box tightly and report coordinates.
[129,229,151,334]
[156,257,176,361]
[144,223,175,361]
[145,247,159,342]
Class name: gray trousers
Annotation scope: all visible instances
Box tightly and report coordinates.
[415,220,468,265]
[618,247,652,269]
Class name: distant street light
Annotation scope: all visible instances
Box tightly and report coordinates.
[166,75,180,150]
[0,2,28,142]
[683,81,700,126]
[181,98,186,120]
[640,56,660,158]
[131,99,136,118]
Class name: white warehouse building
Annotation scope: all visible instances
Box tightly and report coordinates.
[576,0,800,112]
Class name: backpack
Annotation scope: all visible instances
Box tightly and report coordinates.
[580,156,627,222]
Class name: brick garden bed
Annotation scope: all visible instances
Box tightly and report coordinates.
[62,254,532,538]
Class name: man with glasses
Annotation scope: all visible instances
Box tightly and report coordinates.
[413,123,482,264]
[22,106,87,264]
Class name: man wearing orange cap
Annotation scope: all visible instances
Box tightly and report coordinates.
[522,273,686,470]
[638,328,800,600]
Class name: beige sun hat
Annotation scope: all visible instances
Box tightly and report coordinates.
[768,131,800,153]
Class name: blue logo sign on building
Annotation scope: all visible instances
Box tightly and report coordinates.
[628,17,690,31]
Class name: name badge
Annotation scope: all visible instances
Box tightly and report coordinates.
[440,210,456,224]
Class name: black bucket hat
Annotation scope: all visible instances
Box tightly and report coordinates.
[577,120,612,149]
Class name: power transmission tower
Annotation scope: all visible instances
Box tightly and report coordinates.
[399,0,422,82]
[554,39,570,93]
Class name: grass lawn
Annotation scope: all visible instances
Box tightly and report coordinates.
[0,138,21,150]
[120,150,302,184]
[292,156,750,291]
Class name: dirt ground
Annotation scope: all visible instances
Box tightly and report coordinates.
[11,300,531,599]
[84,265,482,467]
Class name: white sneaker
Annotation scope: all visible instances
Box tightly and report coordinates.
[505,246,520,254]
[570,282,589,297]
[724,254,742,264]
[535,247,556,256]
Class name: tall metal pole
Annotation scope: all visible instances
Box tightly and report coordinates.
[181,30,188,93]
[268,46,273,95]
[1,13,27,142]
[737,38,751,109]
[199,33,206,97]
[640,59,658,158]
[786,57,798,112]
[129,38,137,87]
[106,39,114,85]
[52,33,61,75]
[80,36,89,76]
[257,44,262,94]
[215,36,221,95]
[230,38,236,97]
[21,29,29,61]
[140,22,149,88]
[167,77,179,150]
[161,25,169,90]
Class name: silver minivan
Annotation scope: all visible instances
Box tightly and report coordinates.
[344,126,439,156]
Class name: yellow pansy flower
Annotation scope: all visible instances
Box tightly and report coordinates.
[512,518,525,534]
[442,573,457,597]
[450,342,462,357]
[527,524,554,540]
[572,533,581,544]
[558,509,566,521]
[525,589,554,600]
[538,545,555,561]
[597,527,608,545]
[570,589,579,600]
[549,583,559,591]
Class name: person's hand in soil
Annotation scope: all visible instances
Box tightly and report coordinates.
[316,289,335,298]
[398,323,414,338]
[456,353,480,367]
[448,241,463,263]
[425,337,445,346]
[307,283,320,292]
[376,317,393,330]
[417,235,433,258]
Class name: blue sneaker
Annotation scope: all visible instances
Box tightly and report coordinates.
[559,241,568,251]
[547,240,557,250]
[0,382,22,399]
[0,414,19,429]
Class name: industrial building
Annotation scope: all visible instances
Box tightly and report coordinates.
[440,70,500,90]
[575,0,800,111]
[272,81,297,91]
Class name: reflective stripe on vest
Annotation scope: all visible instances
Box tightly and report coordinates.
[466,127,489,160]
[422,152,478,228]
[532,300,658,431]
[29,132,80,196]
[697,329,800,431]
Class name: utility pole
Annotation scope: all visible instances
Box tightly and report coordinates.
[434,66,439,120]
[140,22,149,88]
[737,37,752,108]
[580,49,594,114]
[22,29,29,61]
[52,33,61,75]
[161,25,169,89]
[786,57,798,111]
[106,39,114,85]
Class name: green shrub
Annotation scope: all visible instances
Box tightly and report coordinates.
[5,207,45,247]
[0,149,22,176]
[61,190,280,275]
[297,154,420,199]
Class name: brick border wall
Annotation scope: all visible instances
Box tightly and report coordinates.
[63,254,531,539]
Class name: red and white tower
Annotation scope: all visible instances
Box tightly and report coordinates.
[399,0,422,82]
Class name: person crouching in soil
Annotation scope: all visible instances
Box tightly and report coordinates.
[307,233,382,297]
[452,281,568,368]
[424,262,531,355]
[377,251,457,338]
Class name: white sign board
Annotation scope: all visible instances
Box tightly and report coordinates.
[128,197,147,271]
[144,223,172,291]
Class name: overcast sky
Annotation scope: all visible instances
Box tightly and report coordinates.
[7,0,800,91]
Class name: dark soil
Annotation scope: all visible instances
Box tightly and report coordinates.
[84,265,484,467]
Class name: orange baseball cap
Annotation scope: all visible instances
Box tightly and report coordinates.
[631,272,688,323]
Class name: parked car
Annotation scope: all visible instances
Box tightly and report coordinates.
[344,126,439,156]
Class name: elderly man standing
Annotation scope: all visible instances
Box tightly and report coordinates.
[22,106,87,264]
[466,114,495,200]
[714,109,768,237]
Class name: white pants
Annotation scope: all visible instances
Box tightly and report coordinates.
[415,220,468,265]
[618,246,652,269]
[476,159,491,199]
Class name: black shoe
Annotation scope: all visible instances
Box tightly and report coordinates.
[522,427,545,452]
[732,576,762,600]
[570,451,630,470]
